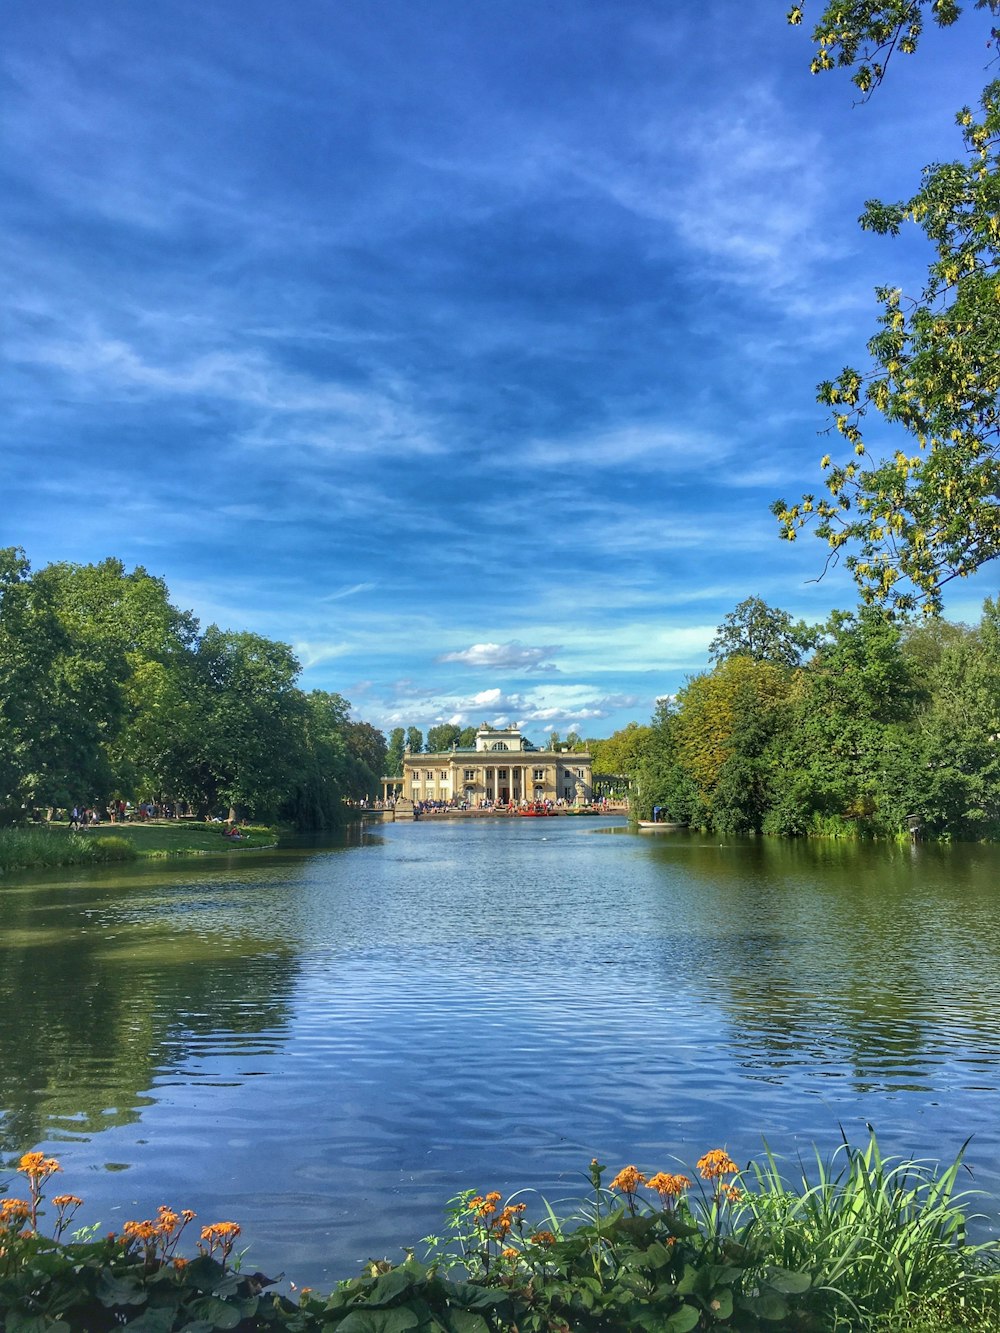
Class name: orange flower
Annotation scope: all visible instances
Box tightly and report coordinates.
[696,1149,738,1180]
[123,1219,158,1242]
[0,1199,30,1228]
[645,1172,692,1202]
[469,1191,503,1218]
[724,1184,743,1204]
[501,1246,518,1260]
[18,1153,61,1180]
[609,1165,646,1194]
[52,1195,84,1209]
[200,1221,241,1241]
[530,1230,557,1246]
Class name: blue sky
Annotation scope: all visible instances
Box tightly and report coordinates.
[4,0,997,741]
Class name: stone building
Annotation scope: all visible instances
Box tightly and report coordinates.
[384,722,592,806]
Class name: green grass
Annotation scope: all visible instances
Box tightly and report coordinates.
[0,820,278,871]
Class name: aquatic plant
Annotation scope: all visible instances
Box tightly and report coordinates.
[0,1136,998,1330]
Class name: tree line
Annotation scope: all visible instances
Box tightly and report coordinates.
[591,596,1000,841]
[0,549,386,827]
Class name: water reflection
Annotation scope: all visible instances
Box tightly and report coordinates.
[2,822,999,1286]
[0,860,302,1150]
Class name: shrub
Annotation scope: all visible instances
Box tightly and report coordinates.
[87,835,138,862]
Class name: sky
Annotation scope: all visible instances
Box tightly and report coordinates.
[4,0,998,742]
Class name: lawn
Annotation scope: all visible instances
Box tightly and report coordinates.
[74,819,279,856]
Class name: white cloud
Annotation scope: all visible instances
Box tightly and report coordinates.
[438,640,561,671]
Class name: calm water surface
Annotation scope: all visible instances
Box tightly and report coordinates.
[3,818,1000,1287]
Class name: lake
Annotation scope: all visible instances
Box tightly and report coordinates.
[3,816,1000,1288]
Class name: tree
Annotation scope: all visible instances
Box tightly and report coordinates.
[33,558,200,803]
[189,627,306,820]
[673,656,794,821]
[406,726,424,755]
[343,719,388,796]
[708,597,818,666]
[0,549,129,813]
[385,727,406,776]
[909,595,1000,836]
[426,723,462,753]
[775,1,1000,611]
[765,606,919,834]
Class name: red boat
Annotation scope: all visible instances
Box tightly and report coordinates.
[518,802,555,817]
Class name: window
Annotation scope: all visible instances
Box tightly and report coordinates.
[464,769,476,781]
[440,771,448,780]
[498,768,508,779]
[533,768,544,781]
[490,741,509,751]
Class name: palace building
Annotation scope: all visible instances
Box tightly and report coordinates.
[383,722,593,807]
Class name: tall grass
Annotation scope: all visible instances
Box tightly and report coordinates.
[738,1132,1000,1324]
[0,827,137,872]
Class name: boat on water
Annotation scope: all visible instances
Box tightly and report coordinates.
[636,819,686,831]
[518,802,555,817]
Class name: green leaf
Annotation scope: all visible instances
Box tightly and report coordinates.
[121,1310,178,1333]
[765,1266,813,1294]
[190,1294,243,1329]
[709,1287,734,1320]
[97,1269,147,1307]
[366,1268,420,1306]
[664,1303,700,1333]
[335,1310,421,1333]
[6,1315,70,1333]
[744,1288,790,1322]
[444,1312,490,1333]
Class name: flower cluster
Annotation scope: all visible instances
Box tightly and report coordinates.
[121,1205,198,1267]
[696,1149,739,1181]
[18,1151,62,1229]
[696,1149,742,1205]
[0,1198,31,1232]
[4,1147,246,1277]
[199,1221,242,1263]
[645,1172,692,1204]
[468,1193,527,1242]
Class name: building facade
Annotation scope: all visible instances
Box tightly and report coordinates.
[386,723,593,806]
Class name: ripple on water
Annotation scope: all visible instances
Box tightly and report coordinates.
[4,824,1000,1287]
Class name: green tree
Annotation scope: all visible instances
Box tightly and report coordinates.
[674,656,794,823]
[344,718,388,797]
[708,596,818,666]
[0,550,129,814]
[385,727,406,776]
[630,700,704,824]
[766,607,919,835]
[775,1,1000,611]
[457,725,478,747]
[33,558,200,804]
[909,596,1000,836]
[406,726,424,755]
[189,627,306,820]
[426,723,462,753]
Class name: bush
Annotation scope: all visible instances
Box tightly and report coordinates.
[88,835,138,862]
[2,1139,999,1331]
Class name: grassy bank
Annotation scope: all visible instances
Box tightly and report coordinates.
[1,1136,998,1331]
[0,821,278,872]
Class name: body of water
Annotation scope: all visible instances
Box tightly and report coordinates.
[3,817,1000,1287]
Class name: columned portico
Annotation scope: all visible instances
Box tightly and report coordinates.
[394,722,593,808]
